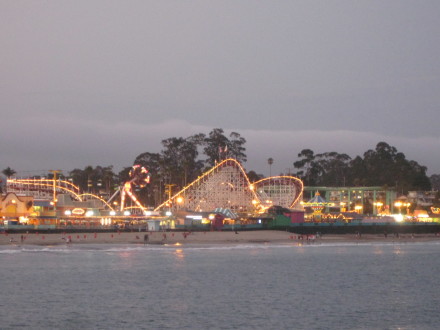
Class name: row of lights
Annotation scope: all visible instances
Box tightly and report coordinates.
[64,209,173,217]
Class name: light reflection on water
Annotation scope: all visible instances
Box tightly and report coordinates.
[1,242,440,329]
[173,248,185,259]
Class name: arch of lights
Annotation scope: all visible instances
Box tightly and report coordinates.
[252,176,303,209]
[7,178,81,199]
[155,158,303,213]
[6,178,115,211]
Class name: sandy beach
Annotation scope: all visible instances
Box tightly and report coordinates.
[2,230,440,246]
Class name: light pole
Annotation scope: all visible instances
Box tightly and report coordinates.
[49,170,61,211]
[267,158,273,201]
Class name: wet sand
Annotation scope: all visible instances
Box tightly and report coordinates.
[1,230,440,246]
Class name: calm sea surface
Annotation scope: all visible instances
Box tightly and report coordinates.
[1,241,440,330]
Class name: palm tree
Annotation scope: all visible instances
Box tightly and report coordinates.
[267,158,274,177]
[267,158,274,200]
[2,167,16,178]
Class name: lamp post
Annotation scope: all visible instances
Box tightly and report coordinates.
[49,170,61,211]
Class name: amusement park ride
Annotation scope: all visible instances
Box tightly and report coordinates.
[154,159,303,213]
[6,159,304,216]
[107,164,150,213]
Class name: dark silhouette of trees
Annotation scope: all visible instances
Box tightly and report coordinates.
[160,136,204,188]
[69,165,116,195]
[293,142,431,192]
[203,128,229,166]
[293,149,325,186]
[315,152,351,186]
[247,170,264,182]
[203,128,247,166]
[359,142,430,192]
[293,150,351,186]
[228,132,247,163]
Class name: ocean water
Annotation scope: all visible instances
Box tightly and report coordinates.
[1,241,440,330]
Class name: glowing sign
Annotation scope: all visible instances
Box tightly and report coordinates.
[72,208,85,215]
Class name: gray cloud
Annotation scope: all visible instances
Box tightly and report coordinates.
[1,118,438,177]
[1,1,439,177]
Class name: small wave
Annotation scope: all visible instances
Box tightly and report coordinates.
[22,247,73,253]
[1,240,438,254]
[0,249,22,254]
[293,240,440,248]
[0,246,74,254]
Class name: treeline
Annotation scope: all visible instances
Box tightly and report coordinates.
[294,142,432,192]
[2,131,436,207]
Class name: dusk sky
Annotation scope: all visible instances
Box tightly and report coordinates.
[1,1,439,177]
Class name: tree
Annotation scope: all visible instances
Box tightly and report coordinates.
[133,152,162,178]
[314,152,351,186]
[228,132,247,163]
[2,167,16,178]
[203,128,247,167]
[203,128,230,166]
[292,142,430,192]
[117,167,131,185]
[336,141,431,191]
[161,135,204,188]
[347,156,368,186]
[293,149,323,185]
[407,161,431,191]
[247,170,264,182]
[102,166,117,193]
[361,142,431,192]
[69,166,116,195]
[69,168,87,191]
[362,142,399,186]
[267,158,274,177]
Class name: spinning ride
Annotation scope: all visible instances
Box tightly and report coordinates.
[120,165,150,212]
[302,191,332,214]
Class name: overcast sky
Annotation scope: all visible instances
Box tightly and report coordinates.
[1,0,439,178]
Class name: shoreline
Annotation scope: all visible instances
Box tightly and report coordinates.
[2,230,440,246]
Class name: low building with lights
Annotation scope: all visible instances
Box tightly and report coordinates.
[303,186,398,216]
[0,192,34,220]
